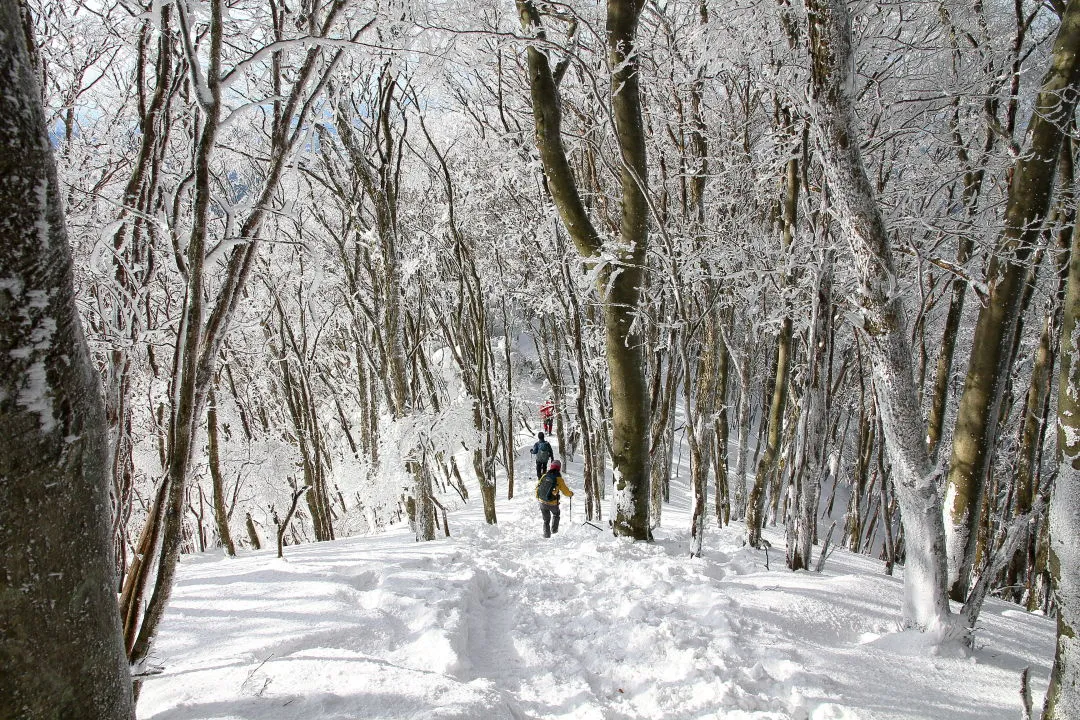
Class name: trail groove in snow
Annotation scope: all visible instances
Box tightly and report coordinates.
[460,567,524,686]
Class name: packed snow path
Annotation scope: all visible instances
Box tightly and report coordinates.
[139,468,1054,719]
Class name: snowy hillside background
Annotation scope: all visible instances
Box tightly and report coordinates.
[137,431,1055,720]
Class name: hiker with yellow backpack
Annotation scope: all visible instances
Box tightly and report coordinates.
[535,459,573,538]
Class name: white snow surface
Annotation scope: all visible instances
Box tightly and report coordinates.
[139,450,1055,720]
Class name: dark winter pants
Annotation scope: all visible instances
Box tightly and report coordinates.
[540,503,560,538]
[535,460,548,478]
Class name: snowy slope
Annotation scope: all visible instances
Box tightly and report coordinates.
[138,442,1055,720]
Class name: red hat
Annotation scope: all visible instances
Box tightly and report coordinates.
[550,460,561,470]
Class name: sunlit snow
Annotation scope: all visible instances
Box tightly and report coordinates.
[138,439,1054,720]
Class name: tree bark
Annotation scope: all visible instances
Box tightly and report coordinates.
[687,311,719,557]
[943,0,1080,603]
[732,351,753,518]
[517,0,651,539]
[207,389,236,556]
[0,0,135,712]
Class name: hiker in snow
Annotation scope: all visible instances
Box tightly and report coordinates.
[531,431,554,478]
[536,460,573,538]
[540,398,555,434]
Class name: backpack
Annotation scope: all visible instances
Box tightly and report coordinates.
[534,441,552,463]
[537,471,559,502]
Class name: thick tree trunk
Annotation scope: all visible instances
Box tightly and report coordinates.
[604,0,652,539]
[943,0,1080,603]
[804,0,951,629]
[517,0,651,539]
[0,1,135,713]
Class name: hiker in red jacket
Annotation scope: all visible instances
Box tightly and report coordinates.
[540,398,555,434]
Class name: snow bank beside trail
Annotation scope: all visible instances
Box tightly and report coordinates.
[138,491,1055,720]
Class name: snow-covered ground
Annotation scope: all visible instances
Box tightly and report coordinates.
[138,441,1055,720]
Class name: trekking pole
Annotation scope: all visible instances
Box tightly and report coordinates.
[577,493,604,531]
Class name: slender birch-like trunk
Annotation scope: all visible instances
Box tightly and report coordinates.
[206,389,236,555]
[748,155,798,548]
[732,352,752,518]
[788,250,833,570]
[687,312,719,557]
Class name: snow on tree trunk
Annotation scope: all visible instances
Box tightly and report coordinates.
[803,0,951,630]
[0,0,135,713]
[787,250,833,571]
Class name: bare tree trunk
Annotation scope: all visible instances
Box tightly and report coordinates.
[275,486,309,558]
[207,389,236,556]
[748,314,792,546]
[0,2,135,712]
[942,1,1080,603]
[245,512,262,550]
[648,334,679,528]
[714,323,732,526]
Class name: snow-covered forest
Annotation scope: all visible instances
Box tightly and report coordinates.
[2,0,1080,716]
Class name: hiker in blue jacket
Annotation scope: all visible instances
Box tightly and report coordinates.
[536,460,573,538]
[530,431,554,478]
